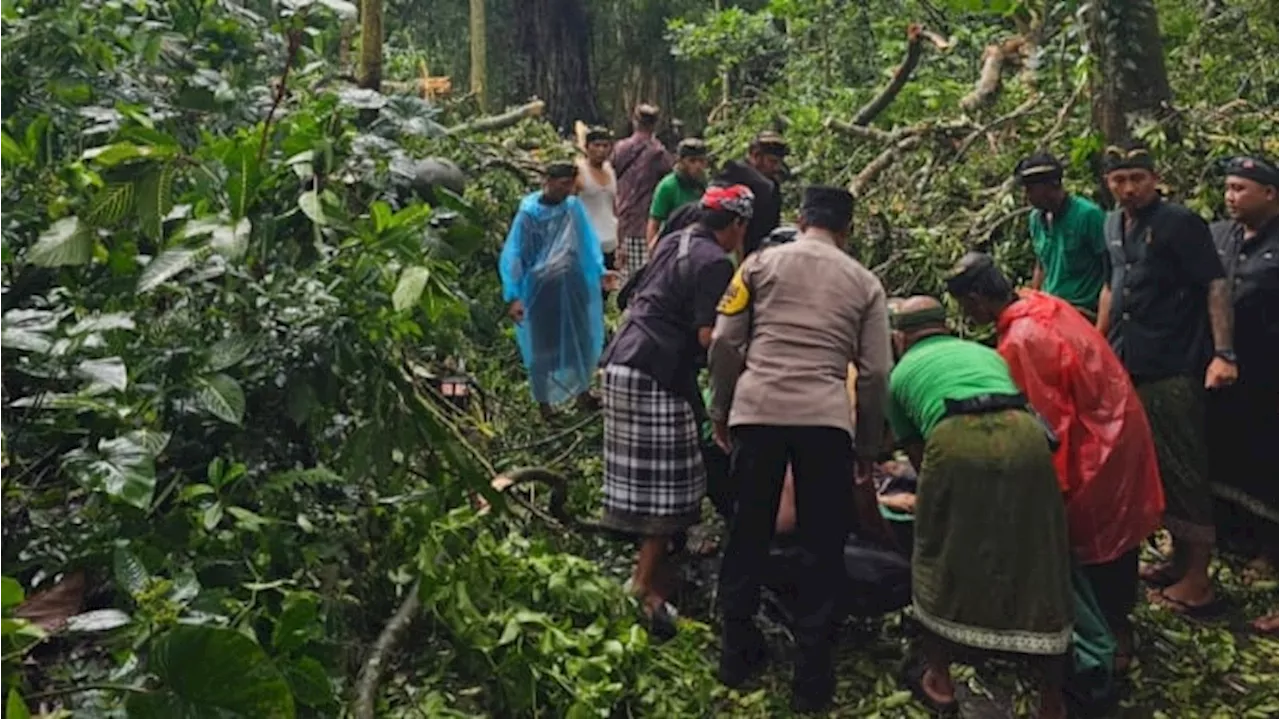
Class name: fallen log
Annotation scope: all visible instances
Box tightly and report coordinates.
[445,100,546,136]
[850,135,923,197]
[960,37,1029,111]
[851,24,926,127]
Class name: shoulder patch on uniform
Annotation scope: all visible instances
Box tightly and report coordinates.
[717,266,751,316]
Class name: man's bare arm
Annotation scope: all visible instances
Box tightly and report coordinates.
[1030,262,1045,290]
[1207,277,1234,350]
[645,218,661,251]
[1096,284,1112,336]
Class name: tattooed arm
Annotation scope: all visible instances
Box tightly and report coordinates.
[1204,278,1238,388]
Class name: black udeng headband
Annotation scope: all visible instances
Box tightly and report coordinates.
[890,305,948,330]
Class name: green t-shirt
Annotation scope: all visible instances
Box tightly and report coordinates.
[649,173,704,222]
[887,335,1020,443]
[1029,194,1108,312]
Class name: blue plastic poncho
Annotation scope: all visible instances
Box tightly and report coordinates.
[499,192,605,404]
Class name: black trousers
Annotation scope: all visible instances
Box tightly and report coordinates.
[718,424,854,663]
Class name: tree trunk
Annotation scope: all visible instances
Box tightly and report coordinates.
[469,0,487,112]
[517,0,600,131]
[1088,0,1174,143]
[358,0,383,91]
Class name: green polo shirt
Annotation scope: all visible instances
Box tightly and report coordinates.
[887,335,1020,443]
[649,173,704,223]
[1029,194,1108,312]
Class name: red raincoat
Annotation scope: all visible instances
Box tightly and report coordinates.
[996,290,1165,565]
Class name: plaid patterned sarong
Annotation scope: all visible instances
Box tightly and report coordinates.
[619,235,650,284]
[600,364,705,536]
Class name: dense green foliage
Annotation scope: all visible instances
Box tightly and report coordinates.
[2,0,1277,717]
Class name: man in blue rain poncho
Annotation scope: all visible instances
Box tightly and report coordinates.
[500,161,614,420]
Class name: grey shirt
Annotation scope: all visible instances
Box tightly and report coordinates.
[707,229,892,454]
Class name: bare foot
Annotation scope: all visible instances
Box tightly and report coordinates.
[921,667,955,705]
[1154,576,1214,607]
[1139,560,1182,585]
[1251,613,1279,634]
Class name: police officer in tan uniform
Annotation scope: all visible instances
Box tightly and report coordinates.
[708,185,893,712]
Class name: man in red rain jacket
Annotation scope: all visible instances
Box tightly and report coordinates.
[947,251,1165,669]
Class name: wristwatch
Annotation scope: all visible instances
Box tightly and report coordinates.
[1214,349,1238,364]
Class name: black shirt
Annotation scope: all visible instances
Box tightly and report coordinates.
[600,226,734,413]
[1104,199,1225,382]
[716,160,781,257]
[1211,216,1278,388]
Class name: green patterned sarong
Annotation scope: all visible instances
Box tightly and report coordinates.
[912,410,1072,656]
[1134,375,1215,543]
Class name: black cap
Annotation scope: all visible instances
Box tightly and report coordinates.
[585,126,613,143]
[801,185,854,230]
[751,130,789,157]
[1221,155,1279,187]
[677,138,708,159]
[1014,153,1064,185]
[1102,140,1156,174]
[545,161,578,179]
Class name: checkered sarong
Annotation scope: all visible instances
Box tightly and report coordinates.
[619,235,650,284]
[600,364,705,536]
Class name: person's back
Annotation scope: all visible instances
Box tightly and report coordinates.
[577,161,618,260]
[888,335,1021,441]
[997,290,1164,564]
[727,236,887,437]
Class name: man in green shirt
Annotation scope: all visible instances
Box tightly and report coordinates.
[886,296,1071,719]
[646,138,709,250]
[1016,153,1108,321]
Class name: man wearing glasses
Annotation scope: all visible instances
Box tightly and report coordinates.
[1099,140,1236,619]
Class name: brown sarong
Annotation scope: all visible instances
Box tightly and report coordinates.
[1134,375,1215,543]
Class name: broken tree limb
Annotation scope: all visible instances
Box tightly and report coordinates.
[352,579,422,719]
[960,37,1028,111]
[850,135,922,197]
[851,24,926,126]
[823,118,896,143]
[953,94,1041,163]
[446,100,546,136]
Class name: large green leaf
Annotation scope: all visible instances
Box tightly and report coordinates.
[297,191,326,226]
[85,182,136,226]
[68,312,137,335]
[210,217,252,260]
[2,130,30,168]
[208,336,254,372]
[1,576,24,610]
[136,163,177,240]
[75,356,128,391]
[225,144,261,221]
[194,373,246,425]
[113,545,149,596]
[137,249,196,293]
[392,265,430,312]
[65,431,158,510]
[130,625,296,718]
[6,688,30,719]
[28,216,93,267]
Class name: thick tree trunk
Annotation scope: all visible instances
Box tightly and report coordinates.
[517,0,600,131]
[358,0,383,90]
[1088,0,1174,143]
[469,0,487,112]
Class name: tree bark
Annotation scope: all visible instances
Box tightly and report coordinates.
[516,0,600,131]
[469,0,487,112]
[1088,0,1175,143]
[358,0,383,91]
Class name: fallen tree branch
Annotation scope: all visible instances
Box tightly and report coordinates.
[960,37,1028,111]
[823,118,895,143]
[352,579,422,719]
[1035,80,1088,151]
[850,136,922,197]
[446,100,546,136]
[953,94,1041,163]
[851,24,926,126]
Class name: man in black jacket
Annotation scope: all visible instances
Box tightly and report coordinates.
[717,131,787,257]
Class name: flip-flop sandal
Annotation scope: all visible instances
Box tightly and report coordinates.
[1250,614,1279,635]
[900,660,959,716]
[1150,589,1227,621]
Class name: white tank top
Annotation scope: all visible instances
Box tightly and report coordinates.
[578,161,618,253]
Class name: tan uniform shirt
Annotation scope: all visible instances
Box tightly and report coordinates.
[707,229,892,454]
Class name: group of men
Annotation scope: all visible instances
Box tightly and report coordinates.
[497,108,1278,716]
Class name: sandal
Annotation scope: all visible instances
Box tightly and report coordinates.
[900,660,959,716]
[1149,589,1227,622]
